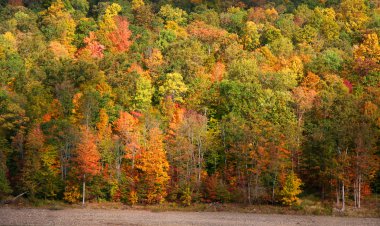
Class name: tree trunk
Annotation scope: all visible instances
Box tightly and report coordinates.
[354,178,357,207]
[247,177,251,205]
[82,174,86,206]
[341,181,345,211]
[197,138,202,187]
[132,149,135,170]
[358,174,361,208]
[255,173,259,202]
[295,111,303,172]
[60,151,64,180]
[272,174,277,204]
[336,182,340,206]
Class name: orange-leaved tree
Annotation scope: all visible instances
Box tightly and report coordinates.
[75,127,100,205]
[113,111,141,203]
[114,111,141,171]
[108,16,133,53]
[136,127,170,204]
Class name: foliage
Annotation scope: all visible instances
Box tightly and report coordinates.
[159,72,187,103]
[181,187,192,206]
[75,127,100,178]
[280,171,303,206]
[158,4,188,25]
[0,0,379,210]
[63,183,81,203]
[136,127,169,204]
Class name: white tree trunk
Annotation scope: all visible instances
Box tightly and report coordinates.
[82,174,86,206]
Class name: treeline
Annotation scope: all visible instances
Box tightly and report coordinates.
[0,0,379,210]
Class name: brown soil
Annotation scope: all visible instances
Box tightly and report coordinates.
[0,207,379,226]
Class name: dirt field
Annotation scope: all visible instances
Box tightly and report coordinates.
[0,207,379,226]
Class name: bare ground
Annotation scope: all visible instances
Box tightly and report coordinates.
[0,207,379,226]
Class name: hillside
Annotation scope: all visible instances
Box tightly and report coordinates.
[0,0,379,212]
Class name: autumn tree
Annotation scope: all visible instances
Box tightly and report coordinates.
[158,4,188,25]
[292,81,317,170]
[159,72,188,104]
[165,108,208,202]
[113,110,141,203]
[108,16,133,53]
[280,171,303,206]
[74,127,100,205]
[136,127,169,204]
[187,20,228,54]
[18,124,45,198]
[76,32,105,59]
[353,33,380,76]
[39,0,76,55]
[338,0,369,33]
[240,21,260,51]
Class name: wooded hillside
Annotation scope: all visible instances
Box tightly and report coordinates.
[0,0,379,210]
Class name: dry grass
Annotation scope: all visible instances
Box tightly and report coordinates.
[3,195,379,218]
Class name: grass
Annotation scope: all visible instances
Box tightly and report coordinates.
[139,195,379,217]
[2,195,379,218]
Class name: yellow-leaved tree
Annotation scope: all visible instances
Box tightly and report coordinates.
[280,171,303,206]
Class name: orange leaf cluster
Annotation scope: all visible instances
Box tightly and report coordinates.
[108,16,133,53]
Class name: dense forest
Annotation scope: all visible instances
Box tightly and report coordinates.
[0,0,379,210]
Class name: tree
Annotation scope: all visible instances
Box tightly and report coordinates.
[136,127,169,204]
[241,21,260,51]
[187,20,228,54]
[165,39,208,79]
[114,111,140,172]
[39,0,76,55]
[292,85,317,169]
[220,7,247,34]
[134,75,153,112]
[76,32,105,59]
[159,72,188,104]
[144,48,164,77]
[96,108,114,171]
[311,7,340,41]
[338,0,369,33]
[131,0,144,10]
[158,4,188,25]
[108,16,133,53]
[17,127,42,198]
[74,127,100,205]
[98,3,122,32]
[165,109,208,201]
[211,61,225,82]
[353,33,380,76]
[71,0,90,15]
[280,171,303,206]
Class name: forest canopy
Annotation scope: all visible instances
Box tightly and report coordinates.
[0,0,379,210]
